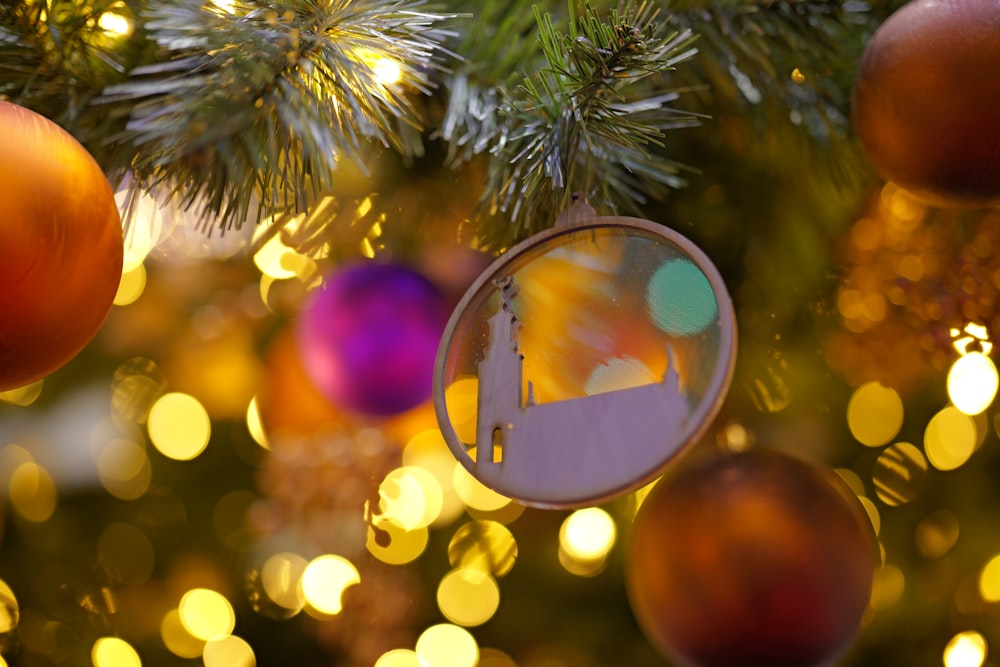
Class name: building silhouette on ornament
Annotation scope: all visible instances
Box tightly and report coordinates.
[471,275,691,505]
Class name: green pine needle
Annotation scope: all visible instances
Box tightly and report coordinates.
[476,1,701,249]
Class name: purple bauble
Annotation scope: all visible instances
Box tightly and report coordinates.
[297,262,451,416]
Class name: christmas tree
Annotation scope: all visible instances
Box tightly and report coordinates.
[1,1,998,666]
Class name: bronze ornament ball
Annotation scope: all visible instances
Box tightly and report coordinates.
[0,101,123,391]
[626,449,875,667]
[851,0,1000,207]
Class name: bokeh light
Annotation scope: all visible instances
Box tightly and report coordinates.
[0,379,43,406]
[869,564,905,611]
[375,649,426,667]
[9,462,57,522]
[948,352,998,415]
[403,429,465,525]
[444,378,479,444]
[943,631,987,667]
[453,463,511,512]
[367,518,429,565]
[378,466,444,530]
[0,580,19,636]
[178,588,235,641]
[873,442,927,505]
[448,521,517,577]
[161,609,204,659]
[260,552,308,613]
[148,393,212,461]
[646,259,718,336]
[301,554,360,615]
[246,397,269,449]
[915,510,960,559]
[98,523,155,585]
[979,554,1000,602]
[373,57,402,84]
[416,624,479,667]
[477,648,519,667]
[96,438,152,500]
[848,381,904,447]
[114,263,147,306]
[203,635,255,667]
[92,637,141,667]
[925,407,978,471]
[437,568,500,626]
[560,508,616,562]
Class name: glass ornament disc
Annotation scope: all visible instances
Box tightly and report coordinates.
[434,214,737,508]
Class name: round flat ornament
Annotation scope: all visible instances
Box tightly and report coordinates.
[434,206,737,508]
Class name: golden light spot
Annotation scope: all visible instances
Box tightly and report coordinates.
[980,554,1000,602]
[869,564,905,611]
[834,468,866,497]
[374,57,402,85]
[98,523,155,585]
[0,579,19,634]
[444,378,479,445]
[379,467,443,530]
[925,407,977,471]
[92,637,141,667]
[943,631,987,667]
[718,420,753,453]
[260,552,308,612]
[116,187,166,271]
[847,381,904,447]
[161,609,204,659]
[873,442,927,506]
[0,380,43,406]
[97,439,151,500]
[148,393,211,461]
[203,635,255,667]
[477,648,518,667]
[253,233,299,279]
[178,588,235,641]
[9,462,57,522]
[448,521,517,577]
[453,463,511,512]
[416,624,479,667]
[210,0,236,12]
[367,518,428,565]
[858,496,881,535]
[111,358,165,424]
[301,555,360,616]
[560,508,616,562]
[374,649,425,667]
[948,352,998,415]
[790,67,806,83]
[915,510,960,559]
[629,477,660,516]
[437,568,500,627]
[114,263,146,306]
[246,397,269,449]
[404,429,465,525]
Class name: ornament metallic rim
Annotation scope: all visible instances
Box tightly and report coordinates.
[433,214,738,508]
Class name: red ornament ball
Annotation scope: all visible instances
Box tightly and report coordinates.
[0,101,123,391]
[626,449,875,667]
[296,262,451,416]
[851,0,1000,207]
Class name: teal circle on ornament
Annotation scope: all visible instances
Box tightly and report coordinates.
[646,259,718,336]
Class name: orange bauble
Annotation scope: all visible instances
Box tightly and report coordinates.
[0,101,123,390]
[626,449,875,667]
[851,0,1000,207]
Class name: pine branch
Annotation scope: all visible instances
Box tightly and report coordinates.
[664,0,878,182]
[99,0,457,231]
[475,1,701,250]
